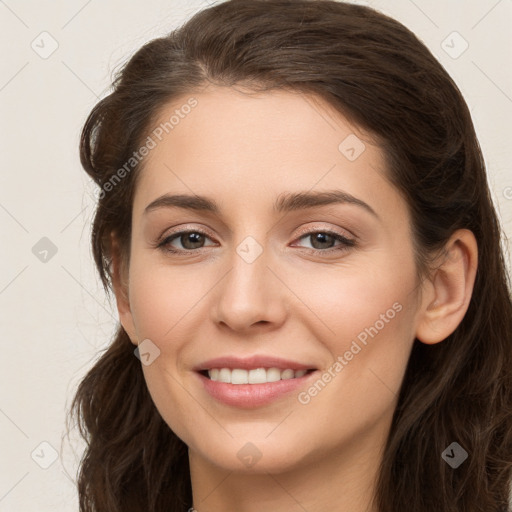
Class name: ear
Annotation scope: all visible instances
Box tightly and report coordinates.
[415,229,478,344]
[110,232,138,346]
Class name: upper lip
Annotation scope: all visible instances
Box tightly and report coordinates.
[194,355,317,371]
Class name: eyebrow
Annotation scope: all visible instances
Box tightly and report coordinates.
[144,190,379,218]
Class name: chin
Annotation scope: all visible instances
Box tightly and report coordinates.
[189,435,313,475]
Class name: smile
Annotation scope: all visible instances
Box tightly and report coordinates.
[205,367,313,384]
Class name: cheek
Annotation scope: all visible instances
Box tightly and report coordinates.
[291,283,416,449]
[299,251,417,346]
[297,252,418,405]
[126,259,203,439]
[128,256,207,342]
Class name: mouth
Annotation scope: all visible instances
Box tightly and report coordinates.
[194,355,319,407]
[198,367,317,384]
[195,356,320,408]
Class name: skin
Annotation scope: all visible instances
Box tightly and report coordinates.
[111,85,478,512]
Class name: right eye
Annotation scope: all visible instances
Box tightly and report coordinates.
[157,229,217,253]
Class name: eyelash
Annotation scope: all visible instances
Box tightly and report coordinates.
[156,227,356,256]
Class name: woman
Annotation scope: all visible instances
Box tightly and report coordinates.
[69,0,512,510]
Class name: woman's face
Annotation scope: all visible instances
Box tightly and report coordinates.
[118,86,424,474]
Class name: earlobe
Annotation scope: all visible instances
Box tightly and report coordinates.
[110,232,138,345]
[415,229,478,345]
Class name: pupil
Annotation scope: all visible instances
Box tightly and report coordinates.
[183,233,203,249]
[312,233,332,249]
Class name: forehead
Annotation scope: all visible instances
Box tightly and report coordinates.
[132,86,402,223]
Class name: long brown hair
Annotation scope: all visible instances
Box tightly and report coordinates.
[68,1,512,510]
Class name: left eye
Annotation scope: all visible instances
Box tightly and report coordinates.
[294,231,355,252]
[157,229,355,254]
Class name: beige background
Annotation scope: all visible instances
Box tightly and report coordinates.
[0,0,511,510]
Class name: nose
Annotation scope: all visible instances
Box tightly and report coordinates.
[212,238,288,333]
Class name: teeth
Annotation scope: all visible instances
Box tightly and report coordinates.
[207,367,311,384]
[266,368,281,382]
[218,368,231,383]
[231,369,248,384]
[248,368,267,384]
[281,369,295,380]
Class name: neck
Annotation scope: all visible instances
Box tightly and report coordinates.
[188,423,388,512]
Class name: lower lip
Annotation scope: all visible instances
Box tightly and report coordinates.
[197,371,317,408]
